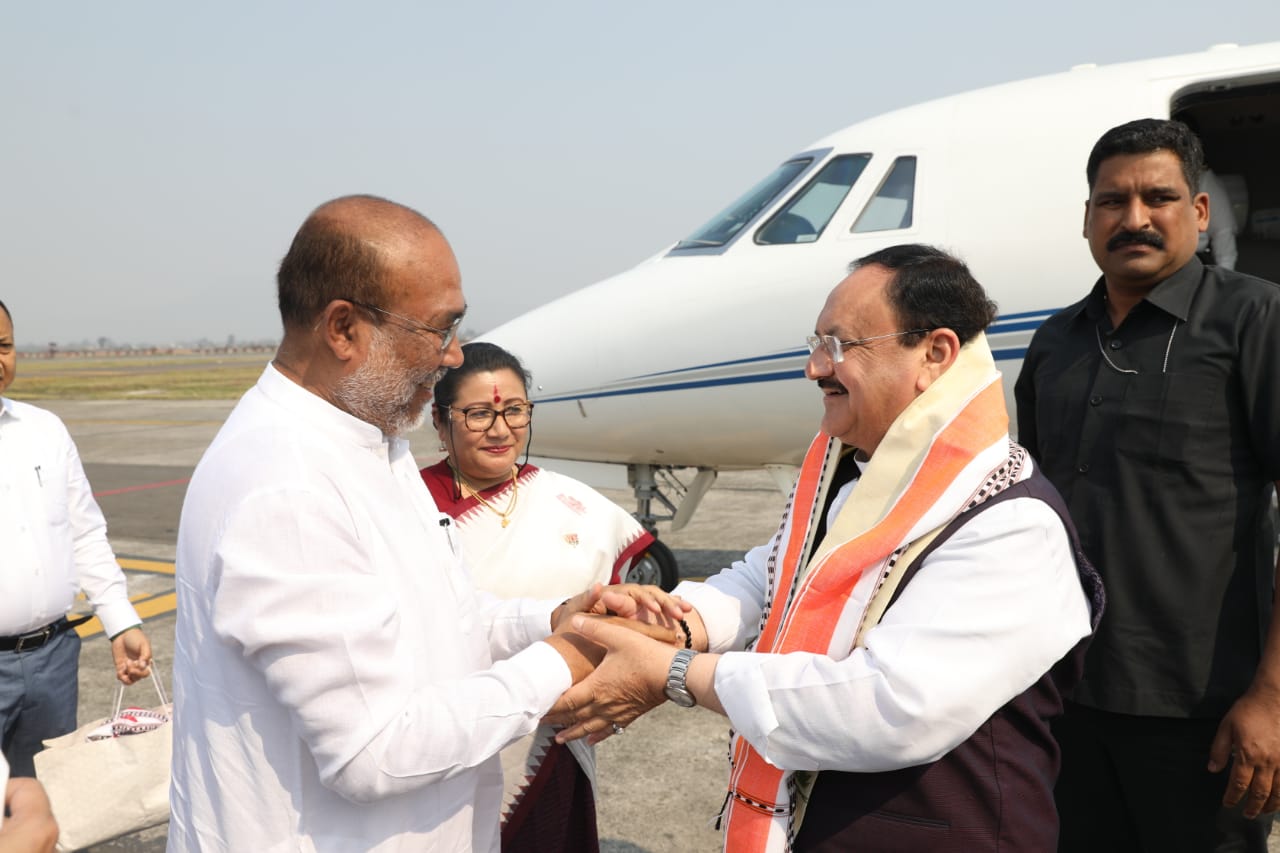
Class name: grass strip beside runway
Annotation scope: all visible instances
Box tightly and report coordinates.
[10,353,266,400]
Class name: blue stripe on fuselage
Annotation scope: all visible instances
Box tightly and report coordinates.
[536,369,806,403]
[626,312,1055,381]
[537,345,1031,404]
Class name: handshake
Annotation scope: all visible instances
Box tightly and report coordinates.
[543,583,706,744]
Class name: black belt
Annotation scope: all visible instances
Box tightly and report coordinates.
[0,615,92,653]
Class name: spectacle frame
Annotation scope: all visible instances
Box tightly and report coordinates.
[439,402,535,433]
[805,329,933,364]
[345,298,465,352]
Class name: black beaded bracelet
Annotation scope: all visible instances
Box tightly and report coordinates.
[678,618,693,649]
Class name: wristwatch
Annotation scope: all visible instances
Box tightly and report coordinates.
[664,648,698,707]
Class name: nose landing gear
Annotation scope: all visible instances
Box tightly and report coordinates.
[625,464,717,591]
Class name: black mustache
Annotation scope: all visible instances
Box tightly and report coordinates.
[1107,230,1165,252]
[817,379,845,393]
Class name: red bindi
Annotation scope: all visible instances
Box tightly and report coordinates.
[492,384,501,404]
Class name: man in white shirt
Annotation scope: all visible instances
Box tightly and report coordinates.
[0,300,153,779]
[547,245,1103,852]
[169,195,682,853]
[1197,167,1240,270]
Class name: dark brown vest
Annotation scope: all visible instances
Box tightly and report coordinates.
[793,471,1105,852]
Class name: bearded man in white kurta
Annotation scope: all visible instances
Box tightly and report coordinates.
[169,196,684,853]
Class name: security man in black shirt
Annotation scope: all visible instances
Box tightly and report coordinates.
[1016,118,1280,853]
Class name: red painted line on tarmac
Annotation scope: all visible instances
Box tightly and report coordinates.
[93,477,191,497]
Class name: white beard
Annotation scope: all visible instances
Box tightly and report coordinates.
[334,326,443,437]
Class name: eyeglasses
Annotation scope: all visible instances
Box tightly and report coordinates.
[346,298,465,352]
[805,329,932,364]
[440,402,535,432]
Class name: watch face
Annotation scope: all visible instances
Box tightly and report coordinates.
[664,686,697,708]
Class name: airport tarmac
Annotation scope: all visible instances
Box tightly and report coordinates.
[46,398,784,853]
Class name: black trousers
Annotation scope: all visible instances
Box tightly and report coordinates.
[1054,701,1273,853]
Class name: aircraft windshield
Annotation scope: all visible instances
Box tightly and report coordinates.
[756,154,870,244]
[675,158,813,249]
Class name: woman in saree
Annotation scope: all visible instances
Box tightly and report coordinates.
[421,341,655,852]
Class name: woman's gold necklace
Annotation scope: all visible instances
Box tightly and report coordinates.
[456,466,519,528]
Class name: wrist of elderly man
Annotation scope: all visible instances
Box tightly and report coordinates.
[681,651,725,715]
[543,632,604,685]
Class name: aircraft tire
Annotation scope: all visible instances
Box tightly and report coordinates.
[626,539,679,591]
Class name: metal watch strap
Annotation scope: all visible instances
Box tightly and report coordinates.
[665,648,698,707]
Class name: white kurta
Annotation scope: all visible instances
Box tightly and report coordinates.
[0,397,139,637]
[169,365,571,853]
[676,458,1092,774]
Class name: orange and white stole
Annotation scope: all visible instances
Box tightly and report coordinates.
[720,334,1013,853]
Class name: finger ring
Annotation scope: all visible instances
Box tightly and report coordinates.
[611,723,625,736]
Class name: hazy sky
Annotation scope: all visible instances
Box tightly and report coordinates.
[2,2,1276,347]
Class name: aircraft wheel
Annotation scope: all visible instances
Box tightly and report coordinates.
[625,539,679,591]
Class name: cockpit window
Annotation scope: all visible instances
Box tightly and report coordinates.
[756,154,871,245]
[674,158,813,249]
[852,156,917,232]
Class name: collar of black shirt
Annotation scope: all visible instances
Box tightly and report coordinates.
[1073,256,1204,327]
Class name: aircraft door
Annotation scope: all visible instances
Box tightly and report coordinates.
[1172,75,1280,283]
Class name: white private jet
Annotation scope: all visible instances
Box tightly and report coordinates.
[484,41,1280,588]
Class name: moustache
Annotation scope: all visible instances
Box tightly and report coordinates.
[1107,230,1165,252]
[817,378,845,394]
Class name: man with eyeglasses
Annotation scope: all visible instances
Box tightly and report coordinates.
[543,243,1101,852]
[169,195,686,853]
[1015,118,1280,852]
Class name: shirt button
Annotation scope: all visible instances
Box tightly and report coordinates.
[1090,395,1103,406]
[1077,463,1090,474]
[1109,339,1123,350]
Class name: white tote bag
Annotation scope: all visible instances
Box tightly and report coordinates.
[34,676,172,852]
